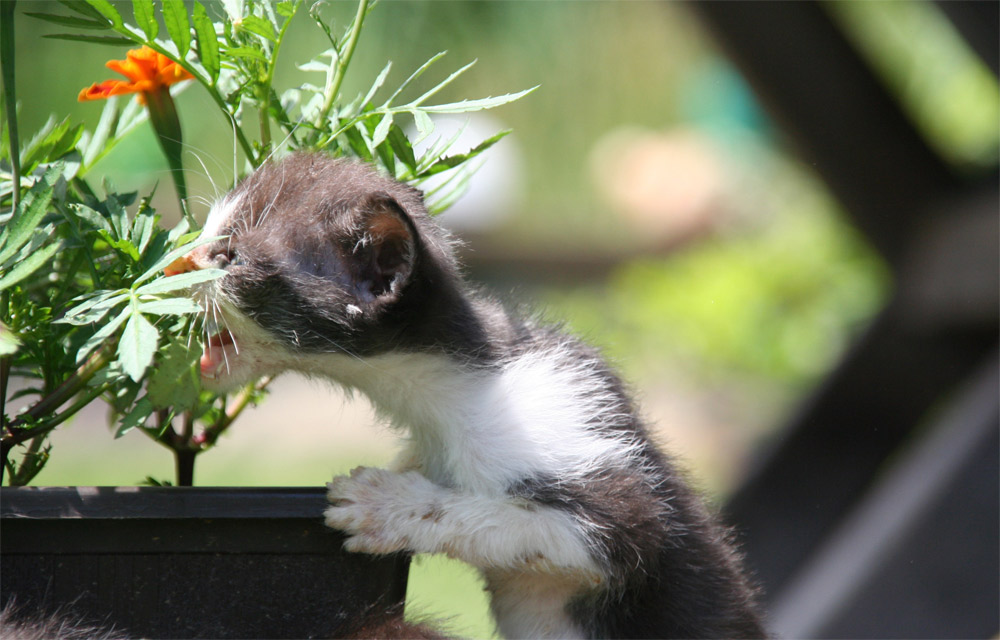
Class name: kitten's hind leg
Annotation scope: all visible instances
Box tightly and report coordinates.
[324,467,604,581]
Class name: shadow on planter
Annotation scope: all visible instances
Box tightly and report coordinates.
[0,486,409,639]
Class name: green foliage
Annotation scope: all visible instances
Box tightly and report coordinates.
[546,207,889,392]
[3,0,530,485]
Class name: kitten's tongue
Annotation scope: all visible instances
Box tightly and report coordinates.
[201,330,235,377]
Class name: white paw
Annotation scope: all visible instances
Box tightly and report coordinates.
[324,466,432,555]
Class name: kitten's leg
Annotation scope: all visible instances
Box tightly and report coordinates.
[325,467,603,580]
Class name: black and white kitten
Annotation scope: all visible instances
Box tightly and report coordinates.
[173,152,765,639]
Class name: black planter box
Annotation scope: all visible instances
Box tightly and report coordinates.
[0,486,409,639]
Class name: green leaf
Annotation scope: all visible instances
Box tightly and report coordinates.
[0,164,60,264]
[57,0,110,22]
[137,297,203,315]
[69,203,113,235]
[0,321,20,356]
[239,15,275,42]
[371,112,393,149]
[42,33,134,46]
[0,241,64,290]
[134,235,225,285]
[59,291,129,325]
[83,97,121,167]
[76,306,130,364]
[118,311,158,382]
[411,59,477,108]
[424,130,510,176]
[162,0,191,58]
[224,46,268,62]
[131,0,158,39]
[146,337,201,411]
[132,209,157,255]
[21,118,83,171]
[105,192,130,241]
[82,0,123,28]
[23,12,109,30]
[115,395,154,438]
[387,123,418,171]
[385,52,447,107]
[276,1,296,18]
[192,2,220,84]
[420,87,538,114]
[135,268,226,296]
[411,109,434,141]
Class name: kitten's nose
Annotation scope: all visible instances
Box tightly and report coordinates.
[164,254,197,277]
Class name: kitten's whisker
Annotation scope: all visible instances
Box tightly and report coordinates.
[256,161,287,229]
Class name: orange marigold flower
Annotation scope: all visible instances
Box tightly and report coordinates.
[78,46,193,103]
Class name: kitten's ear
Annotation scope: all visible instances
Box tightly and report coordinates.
[347,192,417,303]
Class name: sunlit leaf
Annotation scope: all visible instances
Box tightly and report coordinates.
[82,0,123,28]
[162,0,191,57]
[118,311,158,382]
[136,267,226,295]
[131,0,158,39]
[192,2,220,84]
[137,297,202,315]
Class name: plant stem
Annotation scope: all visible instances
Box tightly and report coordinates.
[1,0,21,212]
[197,376,272,447]
[175,448,197,486]
[2,344,112,443]
[311,0,369,141]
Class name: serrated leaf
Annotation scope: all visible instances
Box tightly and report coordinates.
[0,164,61,264]
[146,338,201,411]
[276,1,296,18]
[224,46,267,62]
[57,0,109,22]
[131,0,158,39]
[136,268,226,295]
[24,12,108,30]
[372,112,393,149]
[76,306,130,364]
[82,0,123,27]
[411,109,434,141]
[118,311,158,382]
[69,203,113,235]
[59,291,129,325]
[238,15,275,41]
[0,241,62,290]
[135,235,225,285]
[162,0,191,57]
[385,52,447,107]
[387,123,418,171]
[115,395,154,438]
[137,297,202,315]
[421,87,538,114]
[424,130,510,176]
[42,33,134,46]
[192,2,220,84]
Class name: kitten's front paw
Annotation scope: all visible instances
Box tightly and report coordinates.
[325,466,420,555]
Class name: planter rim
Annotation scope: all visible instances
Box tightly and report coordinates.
[0,486,329,520]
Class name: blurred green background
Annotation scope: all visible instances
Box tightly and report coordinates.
[8,1,998,637]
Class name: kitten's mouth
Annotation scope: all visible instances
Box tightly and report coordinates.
[201,329,237,379]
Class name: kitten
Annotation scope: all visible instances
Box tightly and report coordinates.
[170,152,765,639]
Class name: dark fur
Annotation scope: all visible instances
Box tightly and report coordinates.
[208,153,766,638]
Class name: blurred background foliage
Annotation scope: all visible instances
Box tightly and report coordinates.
[9,1,997,636]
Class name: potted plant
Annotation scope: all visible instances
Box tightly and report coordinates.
[0,1,530,636]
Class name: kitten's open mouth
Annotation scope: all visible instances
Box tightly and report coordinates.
[201,329,237,379]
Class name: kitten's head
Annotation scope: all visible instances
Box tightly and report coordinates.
[169,153,466,391]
